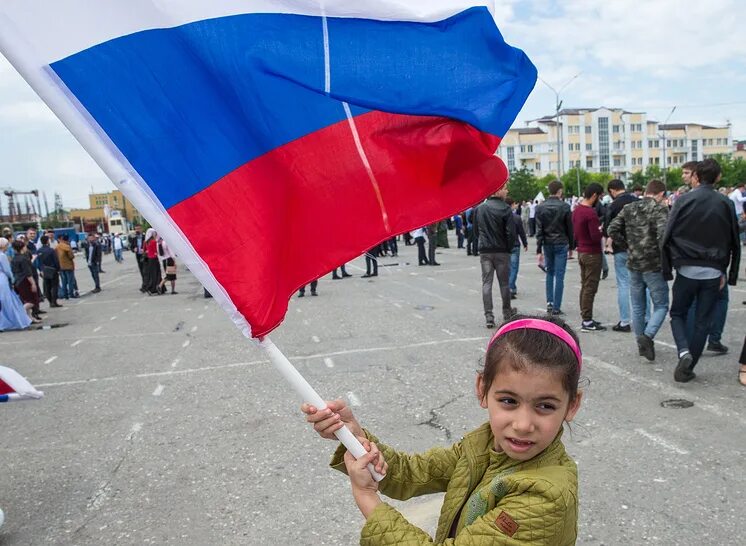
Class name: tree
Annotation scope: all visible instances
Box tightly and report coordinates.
[713,154,746,189]
[560,168,593,197]
[506,167,540,203]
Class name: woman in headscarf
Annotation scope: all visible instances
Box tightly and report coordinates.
[9,239,42,322]
[0,237,35,328]
[143,228,162,295]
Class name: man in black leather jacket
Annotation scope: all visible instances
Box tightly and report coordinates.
[535,180,574,315]
[662,158,740,382]
[474,187,516,327]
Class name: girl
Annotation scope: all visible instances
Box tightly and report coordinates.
[302,314,583,545]
[0,238,34,328]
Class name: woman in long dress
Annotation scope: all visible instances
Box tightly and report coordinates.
[0,237,34,330]
[143,228,162,295]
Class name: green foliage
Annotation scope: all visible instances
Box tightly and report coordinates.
[507,167,541,203]
[712,154,746,189]
[559,168,593,197]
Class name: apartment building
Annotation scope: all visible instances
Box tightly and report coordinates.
[498,107,732,179]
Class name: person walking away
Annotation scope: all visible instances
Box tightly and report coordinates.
[474,187,516,328]
[528,200,538,236]
[426,223,440,266]
[603,179,639,332]
[301,314,584,545]
[10,240,42,321]
[573,184,606,332]
[128,224,147,292]
[536,180,573,315]
[84,232,102,293]
[113,233,124,262]
[505,198,527,299]
[608,179,670,361]
[0,238,34,329]
[411,227,429,266]
[521,200,530,235]
[55,235,78,299]
[37,235,62,307]
[662,158,740,382]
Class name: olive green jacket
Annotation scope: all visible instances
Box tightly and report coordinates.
[331,423,577,545]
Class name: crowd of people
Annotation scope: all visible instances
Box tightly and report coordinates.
[0,224,179,332]
[468,158,744,386]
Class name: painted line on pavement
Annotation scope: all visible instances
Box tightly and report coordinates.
[123,308,129,313]
[393,302,403,308]
[152,384,165,397]
[654,340,677,349]
[44,356,57,364]
[197,314,204,319]
[585,356,743,423]
[110,316,117,321]
[347,392,361,406]
[324,358,334,368]
[171,358,180,368]
[413,313,424,320]
[441,328,455,336]
[190,326,198,333]
[70,339,82,347]
[634,428,689,455]
[93,326,102,333]
[35,337,491,389]
[312,335,321,343]
[182,339,191,348]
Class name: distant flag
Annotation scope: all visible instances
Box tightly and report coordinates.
[0,1,536,338]
[0,366,44,402]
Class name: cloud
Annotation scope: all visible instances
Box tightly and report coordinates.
[0,100,59,124]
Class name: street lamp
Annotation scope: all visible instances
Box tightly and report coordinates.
[659,106,676,187]
[538,73,581,178]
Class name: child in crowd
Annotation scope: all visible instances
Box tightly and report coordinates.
[302,314,583,545]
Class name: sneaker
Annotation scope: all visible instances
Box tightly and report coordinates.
[546,302,553,313]
[341,273,352,278]
[171,291,178,295]
[602,269,609,280]
[297,292,305,298]
[311,291,318,297]
[486,318,495,329]
[581,321,607,332]
[612,322,631,332]
[510,293,517,300]
[361,273,372,278]
[91,287,101,293]
[674,353,696,382]
[637,334,655,361]
[551,309,564,316]
[332,275,341,280]
[503,307,518,320]
[706,341,728,354]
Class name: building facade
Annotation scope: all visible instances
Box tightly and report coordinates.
[69,189,143,232]
[498,107,733,181]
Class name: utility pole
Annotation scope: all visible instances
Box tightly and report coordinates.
[539,73,581,178]
[659,106,676,188]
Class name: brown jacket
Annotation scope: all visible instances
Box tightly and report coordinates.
[56,241,75,270]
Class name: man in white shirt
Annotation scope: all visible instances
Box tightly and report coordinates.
[729,183,745,215]
[528,200,538,236]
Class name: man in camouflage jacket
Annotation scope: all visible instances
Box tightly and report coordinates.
[608,179,669,361]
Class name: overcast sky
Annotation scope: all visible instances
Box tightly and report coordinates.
[1,0,744,209]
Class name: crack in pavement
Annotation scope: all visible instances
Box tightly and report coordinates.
[416,394,467,441]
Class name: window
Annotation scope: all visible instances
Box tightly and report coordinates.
[535,162,541,171]
[691,138,698,160]
[598,117,610,172]
[527,145,533,152]
[520,145,525,153]
[613,125,620,133]
[507,147,515,171]
[586,157,594,168]
[613,158,621,167]
[585,126,592,134]
[586,143,592,151]
[575,143,581,151]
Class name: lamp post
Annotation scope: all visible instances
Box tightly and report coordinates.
[538,73,581,178]
[659,106,676,188]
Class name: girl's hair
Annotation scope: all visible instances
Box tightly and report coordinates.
[480,314,581,401]
[11,240,25,253]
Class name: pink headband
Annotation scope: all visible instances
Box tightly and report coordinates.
[487,318,582,370]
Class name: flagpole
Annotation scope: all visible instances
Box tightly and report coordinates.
[0,17,382,481]
[260,338,384,482]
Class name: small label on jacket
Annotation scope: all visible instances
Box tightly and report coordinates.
[495,511,519,537]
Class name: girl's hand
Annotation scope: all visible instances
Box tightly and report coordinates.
[300,399,363,439]
[344,438,387,517]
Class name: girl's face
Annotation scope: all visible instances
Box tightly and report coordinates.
[477,365,582,462]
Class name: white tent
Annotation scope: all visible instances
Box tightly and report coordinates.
[533,191,545,203]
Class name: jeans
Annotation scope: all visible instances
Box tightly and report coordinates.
[613,252,631,325]
[670,274,721,366]
[629,270,669,338]
[88,264,101,289]
[114,248,123,262]
[415,236,428,264]
[59,270,75,299]
[509,246,520,294]
[578,253,602,321]
[544,244,568,311]
[480,252,512,320]
[686,284,728,344]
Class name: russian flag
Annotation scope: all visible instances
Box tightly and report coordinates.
[0,366,44,402]
[0,1,536,338]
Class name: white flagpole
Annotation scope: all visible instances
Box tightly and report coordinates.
[0,15,382,481]
[260,338,384,481]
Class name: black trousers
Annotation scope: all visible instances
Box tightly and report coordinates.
[299,280,318,294]
[365,254,378,275]
[136,253,146,289]
[740,335,746,364]
[415,236,428,264]
[389,237,398,256]
[670,274,721,367]
[43,273,59,304]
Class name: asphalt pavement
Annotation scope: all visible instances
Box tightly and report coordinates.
[1,237,744,545]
